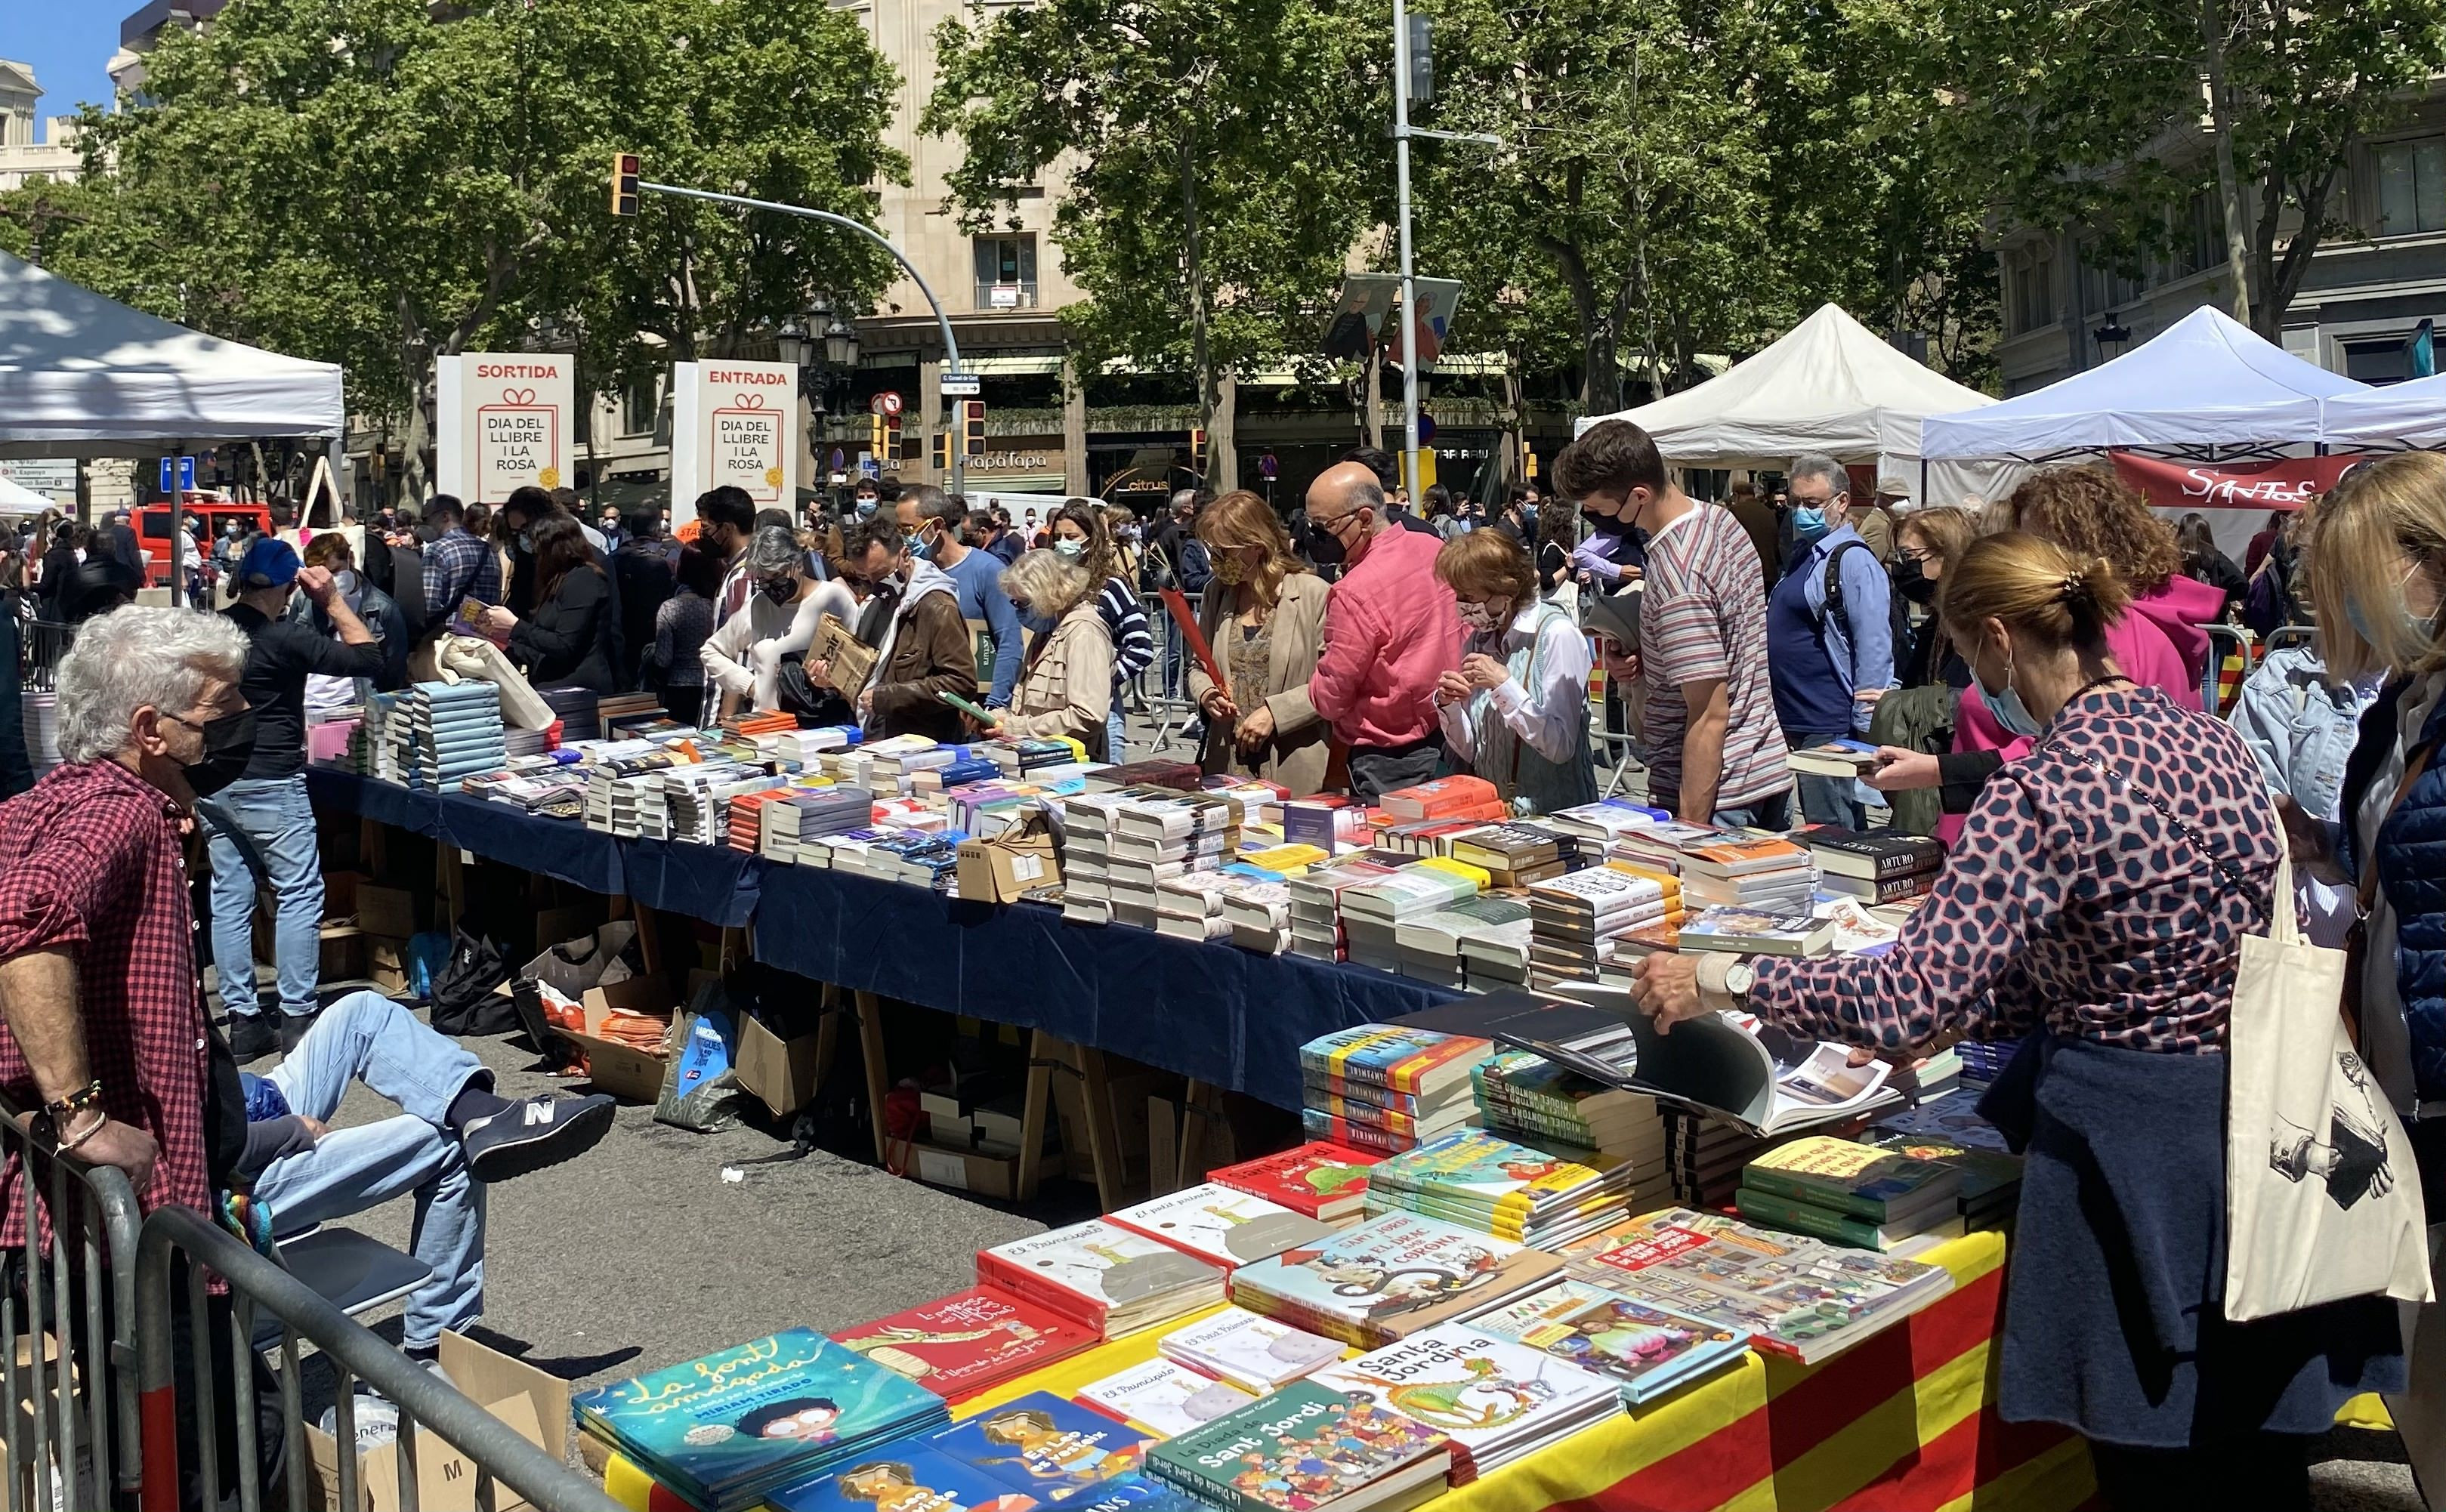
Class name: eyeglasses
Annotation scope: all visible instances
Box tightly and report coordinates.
[1898,547,1935,566]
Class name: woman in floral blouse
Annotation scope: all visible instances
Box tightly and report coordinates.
[1632,531,2404,1510]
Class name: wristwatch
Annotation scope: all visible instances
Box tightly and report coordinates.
[1721,960,1756,1001]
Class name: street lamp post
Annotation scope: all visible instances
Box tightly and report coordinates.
[1388,8,1498,500]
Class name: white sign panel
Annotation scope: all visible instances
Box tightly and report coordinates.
[434,353,575,504]
[670,360,800,526]
[0,460,76,507]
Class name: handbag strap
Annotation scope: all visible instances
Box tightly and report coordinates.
[2058,745,2250,894]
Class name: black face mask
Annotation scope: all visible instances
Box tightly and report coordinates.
[1895,556,1938,606]
[181,708,257,799]
[1305,522,1345,566]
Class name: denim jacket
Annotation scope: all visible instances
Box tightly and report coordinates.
[2228,643,2377,823]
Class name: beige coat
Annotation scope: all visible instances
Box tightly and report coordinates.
[999,600,1114,759]
[1186,570,1334,796]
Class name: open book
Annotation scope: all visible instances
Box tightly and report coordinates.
[1535,984,1898,1137]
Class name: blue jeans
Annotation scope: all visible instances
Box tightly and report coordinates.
[252,992,487,1350]
[1162,634,1187,701]
[200,775,325,1019]
[1106,704,1128,764]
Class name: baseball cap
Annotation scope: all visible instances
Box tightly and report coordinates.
[236,537,301,590]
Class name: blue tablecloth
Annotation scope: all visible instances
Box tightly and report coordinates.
[307,768,1462,1108]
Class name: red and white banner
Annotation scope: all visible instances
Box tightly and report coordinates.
[2109,451,2367,512]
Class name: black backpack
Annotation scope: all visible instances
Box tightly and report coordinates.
[1819,540,1911,670]
[429,926,516,1035]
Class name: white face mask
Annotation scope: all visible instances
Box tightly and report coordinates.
[1052,536,1086,560]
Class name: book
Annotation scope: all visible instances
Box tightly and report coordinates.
[1565,1208,1953,1365]
[1362,1130,1628,1233]
[1818,871,1934,905]
[1159,1307,1347,1393]
[978,1222,1228,1337]
[1784,739,1881,779]
[1379,776,1500,820]
[1739,1136,1963,1223]
[1107,1184,1336,1270]
[1226,1211,1561,1347]
[1546,985,1899,1137]
[1310,1322,1619,1478]
[573,1329,950,1511]
[814,615,879,700]
[1296,1027,1490,1100]
[1675,907,1836,957]
[925,1391,1158,1502]
[766,1447,1045,1512]
[1795,825,1944,881]
[1076,1357,1258,1438]
[1730,1186,1968,1251]
[1208,1143,1380,1223]
[1146,1380,1452,1512]
[1465,1278,1749,1405]
[832,1288,1098,1402]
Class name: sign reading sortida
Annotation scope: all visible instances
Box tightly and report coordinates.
[671,360,800,526]
[434,354,576,503]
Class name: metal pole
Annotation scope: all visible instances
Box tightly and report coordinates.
[638,181,968,493]
[1392,0,1421,501]
[168,443,184,608]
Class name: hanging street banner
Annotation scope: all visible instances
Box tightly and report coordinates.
[671,360,800,525]
[435,353,576,503]
[2108,451,2367,512]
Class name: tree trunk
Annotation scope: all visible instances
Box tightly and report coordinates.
[1501,359,1524,491]
[1178,131,1227,490]
[1364,353,1384,451]
[2200,0,2253,327]
[1211,372,1239,494]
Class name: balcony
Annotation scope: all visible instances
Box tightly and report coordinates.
[974,281,1040,311]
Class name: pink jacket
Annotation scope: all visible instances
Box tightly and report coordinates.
[1308,524,1461,750]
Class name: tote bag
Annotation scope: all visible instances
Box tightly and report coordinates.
[2225,839,2434,1321]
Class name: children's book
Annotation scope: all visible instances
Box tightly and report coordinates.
[767,1449,1042,1512]
[1205,1143,1380,1223]
[1465,1279,1749,1404]
[1226,1211,1558,1347]
[1309,1323,1617,1473]
[979,1221,1228,1335]
[1296,1026,1490,1098]
[927,1392,1158,1503]
[1107,1184,1336,1270]
[833,1288,1098,1401]
[1075,1358,1258,1439]
[1158,1307,1346,1393]
[1146,1381,1450,1512]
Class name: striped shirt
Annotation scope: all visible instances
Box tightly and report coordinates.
[1097,576,1154,684]
[1638,502,1790,808]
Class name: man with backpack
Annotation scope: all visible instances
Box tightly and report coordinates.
[1766,452,1895,829]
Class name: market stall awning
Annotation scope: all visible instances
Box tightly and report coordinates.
[1921,306,2364,461]
[2318,371,2446,449]
[0,249,345,458]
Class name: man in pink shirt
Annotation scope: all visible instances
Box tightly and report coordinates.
[1304,461,1462,801]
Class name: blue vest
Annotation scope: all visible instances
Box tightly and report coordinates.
[1768,548,1851,739]
[2341,680,2446,1105]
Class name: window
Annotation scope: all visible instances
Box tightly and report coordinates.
[973,235,1039,310]
[2376,137,2446,236]
[2343,338,2414,385]
[2007,247,2055,335]
[622,375,659,437]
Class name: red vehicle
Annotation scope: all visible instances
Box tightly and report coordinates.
[136,499,272,586]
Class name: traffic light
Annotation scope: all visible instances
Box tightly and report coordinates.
[610,153,641,218]
[1189,427,1208,476]
[1523,448,1539,480]
[961,400,987,458]
[869,414,889,460]
[931,429,950,472]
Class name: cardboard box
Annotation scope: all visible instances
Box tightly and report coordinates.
[518,922,642,998]
[323,871,363,924]
[906,1140,1018,1200]
[556,977,678,1103]
[357,884,418,941]
[733,1011,822,1119]
[956,820,1061,904]
[365,936,410,995]
[306,1330,568,1512]
[318,924,366,983]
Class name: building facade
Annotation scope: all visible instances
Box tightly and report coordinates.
[0,62,83,192]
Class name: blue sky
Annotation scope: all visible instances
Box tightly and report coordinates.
[2,8,123,139]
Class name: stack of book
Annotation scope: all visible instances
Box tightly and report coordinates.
[595,691,666,730]
[1676,906,1837,958]
[1544,800,1669,856]
[769,1392,1155,1512]
[570,1329,949,1512]
[1108,1183,1336,1270]
[761,785,878,863]
[1107,792,1240,928]
[1157,1306,1345,1394]
[1207,1141,1382,1227]
[1471,1050,1667,1177]
[1221,877,1298,954]
[1799,825,1945,903]
[1562,1208,1956,1365]
[1732,1135,1966,1251]
[1362,1128,1635,1249]
[985,736,1087,776]
[1862,1102,2025,1231]
[1298,1025,1490,1155]
[1785,738,1881,782]
[1526,866,1679,988]
[1059,791,1129,925]
[405,680,506,790]
[1394,895,1532,989]
[1672,833,1817,911]
[1147,1381,1452,1512]
[1664,1111,1799,1208]
[1467,1276,1749,1406]
[1286,856,1401,961]
[829,1287,1098,1403]
[1313,1322,1619,1482]
[976,1220,1227,1338]
[1228,1210,1562,1347]
[1379,775,1504,822]
[666,768,781,847]
[539,684,601,742]
[1341,859,1490,972]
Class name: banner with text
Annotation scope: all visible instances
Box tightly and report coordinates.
[671,360,800,526]
[434,354,576,504]
[2109,451,2367,513]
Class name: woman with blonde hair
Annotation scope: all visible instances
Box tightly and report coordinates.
[1186,490,1334,794]
[1431,528,1595,813]
[2300,451,2446,1504]
[967,548,1114,758]
[1633,530,2403,1508]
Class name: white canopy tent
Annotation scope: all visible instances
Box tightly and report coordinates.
[2320,371,2446,450]
[0,474,55,513]
[1920,306,2364,462]
[1575,302,2010,508]
[0,249,344,460]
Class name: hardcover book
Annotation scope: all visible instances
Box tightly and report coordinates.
[833,1288,1097,1400]
[1146,1380,1450,1512]
[766,1448,1042,1512]
[1076,1356,1258,1438]
[1227,1211,1558,1347]
[978,1222,1228,1334]
[1107,1184,1336,1270]
[1465,1279,1749,1403]
[927,1392,1158,1503]
[1309,1322,1617,1474]
[1207,1143,1380,1223]
[1160,1306,1346,1393]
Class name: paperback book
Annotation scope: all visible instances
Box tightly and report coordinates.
[1107,1184,1336,1270]
[1146,1380,1452,1512]
[1228,1211,1561,1347]
[1465,1279,1749,1405]
[925,1391,1158,1503]
[1310,1322,1619,1479]
[833,1288,1098,1402]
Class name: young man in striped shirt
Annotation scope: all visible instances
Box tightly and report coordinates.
[1555,421,1793,829]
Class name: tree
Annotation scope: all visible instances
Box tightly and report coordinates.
[922,0,1382,492]
[20,0,903,493]
[1936,0,2446,338]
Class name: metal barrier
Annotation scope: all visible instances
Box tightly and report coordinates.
[20,622,73,696]
[2203,623,2253,717]
[1137,590,1203,752]
[134,1203,624,1512]
[0,1093,144,1512]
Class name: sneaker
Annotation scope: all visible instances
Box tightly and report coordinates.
[278,1012,318,1056]
[227,1014,277,1061]
[458,1094,616,1184]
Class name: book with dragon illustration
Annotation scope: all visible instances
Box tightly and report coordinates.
[1310,1323,1618,1477]
[1146,1380,1451,1512]
[1226,1211,1559,1347]
[1465,1279,1749,1404]
[1206,1143,1381,1224]
[1108,1184,1336,1270]
[1364,1131,1626,1220]
[926,1392,1157,1503]
[832,1288,1098,1402]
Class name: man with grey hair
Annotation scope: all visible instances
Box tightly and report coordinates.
[700,523,856,717]
[1303,461,1462,801]
[1767,452,1894,829]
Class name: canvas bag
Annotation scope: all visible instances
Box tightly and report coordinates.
[2225,838,2433,1321]
[276,455,365,568]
